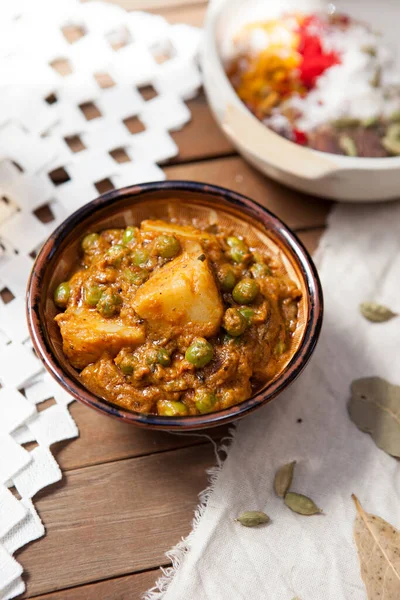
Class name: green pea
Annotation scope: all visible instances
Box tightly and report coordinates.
[157,348,171,367]
[81,233,100,252]
[146,349,158,365]
[123,268,148,285]
[238,307,254,323]
[122,226,138,246]
[155,235,181,259]
[250,263,271,278]
[106,244,125,267]
[275,340,287,356]
[84,284,102,307]
[222,332,234,344]
[96,288,122,318]
[54,282,70,308]
[218,264,236,292]
[185,338,213,368]
[119,354,135,376]
[194,389,217,414]
[131,248,150,267]
[157,400,188,417]
[232,278,259,304]
[222,307,247,337]
[226,236,249,263]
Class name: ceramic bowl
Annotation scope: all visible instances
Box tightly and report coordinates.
[26,181,323,431]
[202,0,400,201]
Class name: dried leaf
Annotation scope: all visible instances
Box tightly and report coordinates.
[348,377,400,457]
[360,302,397,322]
[284,492,322,516]
[274,461,296,498]
[352,495,400,599]
[235,510,270,527]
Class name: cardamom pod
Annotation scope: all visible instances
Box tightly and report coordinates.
[284,492,323,516]
[359,301,397,322]
[235,510,270,527]
[274,461,296,498]
[339,135,358,157]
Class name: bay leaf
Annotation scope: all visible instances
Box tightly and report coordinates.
[359,302,397,323]
[274,461,296,498]
[348,377,400,457]
[235,510,270,527]
[352,495,400,599]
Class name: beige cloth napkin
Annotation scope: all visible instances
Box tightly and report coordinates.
[146,201,400,600]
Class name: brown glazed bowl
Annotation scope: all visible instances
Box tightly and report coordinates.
[26,181,323,431]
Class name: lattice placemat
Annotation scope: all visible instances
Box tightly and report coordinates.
[0,1,201,597]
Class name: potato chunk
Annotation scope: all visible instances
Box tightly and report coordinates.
[141,220,214,242]
[133,252,223,338]
[55,308,145,369]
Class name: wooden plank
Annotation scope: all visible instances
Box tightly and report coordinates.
[94,0,206,11]
[84,0,207,26]
[165,156,332,230]
[148,3,206,26]
[172,93,234,161]
[53,401,228,471]
[19,445,215,597]
[297,227,325,256]
[29,570,161,600]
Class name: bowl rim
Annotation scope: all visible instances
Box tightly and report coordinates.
[26,180,323,430]
[203,0,400,171]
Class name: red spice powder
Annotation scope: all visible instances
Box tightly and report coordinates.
[297,15,340,88]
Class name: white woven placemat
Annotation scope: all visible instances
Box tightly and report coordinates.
[0,1,201,597]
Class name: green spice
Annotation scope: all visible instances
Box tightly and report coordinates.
[361,116,379,128]
[339,135,358,157]
[235,511,270,527]
[332,117,360,129]
[238,307,254,323]
[284,492,322,516]
[359,301,397,322]
[389,110,400,123]
[274,461,296,498]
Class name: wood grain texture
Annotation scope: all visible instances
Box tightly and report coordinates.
[31,569,161,600]
[165,156,332,230]
[297,227,325,256]
[19,445,214,597]
[53,401,228,471]
[172,93,234,162]
[93,0,207,10]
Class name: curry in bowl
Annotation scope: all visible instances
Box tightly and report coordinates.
[53,218,301,417]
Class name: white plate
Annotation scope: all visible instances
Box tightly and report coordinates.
[202,0,400,202]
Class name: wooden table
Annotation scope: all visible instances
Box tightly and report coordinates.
[19,2,331,598]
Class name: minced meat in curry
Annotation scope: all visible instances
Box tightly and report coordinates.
[54,219,301,416]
